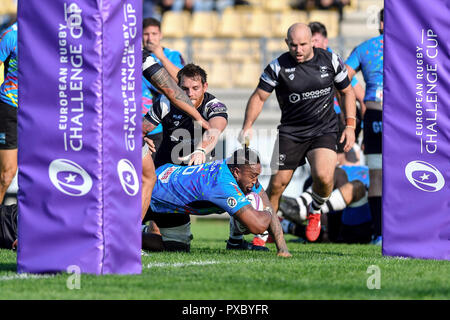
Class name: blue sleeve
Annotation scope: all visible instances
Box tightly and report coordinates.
[165,49,185,69]
[206,180,251,216]
[251,180,263,194]
[0,29,15,62]
[345,46,361,72]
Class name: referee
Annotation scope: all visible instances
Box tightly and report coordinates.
[240,23,356,242]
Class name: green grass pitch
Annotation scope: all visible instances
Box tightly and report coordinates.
[0,219,448,300]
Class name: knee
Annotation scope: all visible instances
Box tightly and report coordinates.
[313,170,334,189]
[268,179,289,196]
[0,167,16,187]
[351,180,366,202]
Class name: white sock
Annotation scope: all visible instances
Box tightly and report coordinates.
[321,189,347,214]
[296,191,313,220]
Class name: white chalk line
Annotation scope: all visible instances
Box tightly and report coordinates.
[0,273,56,281]
[144,258,259,269]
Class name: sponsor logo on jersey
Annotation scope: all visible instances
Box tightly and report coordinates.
[117,159,139,196]
[405,160,445,192]
[320,65,330,78]
[285,68,295,73]
[302,86,332,100]
[227,197,237,208]
[159,166,177,183]
[288,74,295,81]
[48,159,92,196]
[289,93,301,103]
[230,182,243,196]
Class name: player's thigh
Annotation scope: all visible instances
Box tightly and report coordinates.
[267,169,295,194]
[368,169,382,197]
[306,135,338,185]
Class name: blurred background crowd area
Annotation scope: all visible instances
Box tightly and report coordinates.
[0,0,383,90]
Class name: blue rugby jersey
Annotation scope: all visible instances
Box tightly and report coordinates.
[151,159,262,216]
[345,35,384,103]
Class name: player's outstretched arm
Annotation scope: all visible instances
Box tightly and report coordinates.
[258,189,291,258]
[147,67,210,131]
[234,204,271,235]
[239,88,271,145]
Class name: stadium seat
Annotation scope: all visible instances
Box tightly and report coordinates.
[308,10,340,38]
[263,0,291,12]
[270,10,308,38]
[160,38,189,59]
[358,0,383,12]
[188,11,219,38]
[161,11,191,38]
[233,61,262,88]
[192,39,227,62]
[0,0,16,15]
[216,9,243,38]
[241,9,270,38]
[226,39,262,62]
[207,62,233,88]
[266,38,287,58]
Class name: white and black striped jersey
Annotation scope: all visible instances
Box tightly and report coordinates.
[142,48,163,80]
[145,92,228,167]
[258,47,351,141]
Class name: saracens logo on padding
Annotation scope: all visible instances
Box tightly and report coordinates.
[117,159,139,196]
[405,160,445,192]
[49,159,93,196]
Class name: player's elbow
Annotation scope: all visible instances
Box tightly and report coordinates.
[248,211,271,234]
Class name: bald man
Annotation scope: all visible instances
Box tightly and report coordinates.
[240,23,356,242]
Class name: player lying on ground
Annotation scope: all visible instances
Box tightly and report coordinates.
[276,165,373,243]
[142,148,291,257]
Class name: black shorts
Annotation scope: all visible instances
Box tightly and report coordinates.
[270,133,337,171]
[147,131,163,161]
[0,101,18,150]
[363,109,382,154]
[336,114,346,153]
[0,204,18,249]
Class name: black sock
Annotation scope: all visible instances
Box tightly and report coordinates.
[368,196,382,237]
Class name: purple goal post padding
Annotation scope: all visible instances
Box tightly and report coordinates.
[17,0,143,274]
[383,0,449,260]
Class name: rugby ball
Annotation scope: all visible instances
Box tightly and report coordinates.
[246,192,264,211]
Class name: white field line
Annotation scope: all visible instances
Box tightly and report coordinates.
[145,260,220,269]
[144,258,259,269]
[0,273,56,281]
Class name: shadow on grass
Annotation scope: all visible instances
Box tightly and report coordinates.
[0,263,17,272]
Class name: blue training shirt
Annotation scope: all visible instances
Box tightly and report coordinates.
[345,35,383,102]
[151,159,262,216]
[0,23,18,107]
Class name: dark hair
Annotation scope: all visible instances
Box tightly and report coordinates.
[143,17,161,30]
[177,63,208,84]
[227,148,261,169]
[308,21,327,38]
[379,8,384,23]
